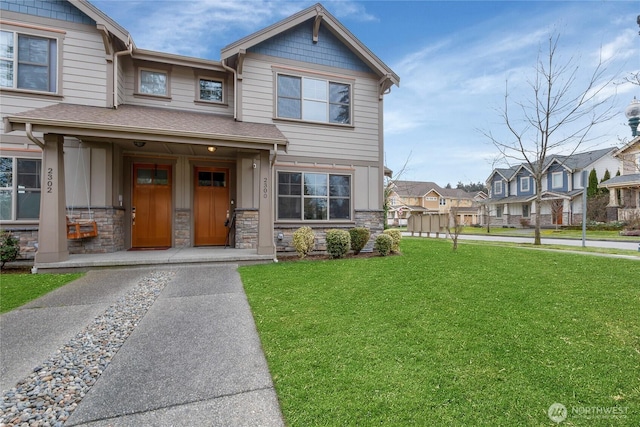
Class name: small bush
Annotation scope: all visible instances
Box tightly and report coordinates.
[374,233,393,256]
[349,227,370,255]
[383,229,402,253]
[325,229,350,259]
[519,218,530,228]
[292,226,315,259]
[1,231,20,269]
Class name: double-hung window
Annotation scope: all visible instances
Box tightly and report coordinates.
[277,74,351,124]
[277,171,351,220]
[519,176,530,192]
[551,172,563,189]
[522,204,530,218]
[0,157,41,221]
[1,30,57,93]
[493,180,502,195]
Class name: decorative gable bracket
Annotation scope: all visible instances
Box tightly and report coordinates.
[313,9,324,43]
[379,74,394,99]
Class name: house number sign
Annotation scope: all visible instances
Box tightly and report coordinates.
[47,167,54,194]
[263,177,268,198]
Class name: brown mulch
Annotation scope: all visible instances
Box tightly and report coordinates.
[277,251,396,262]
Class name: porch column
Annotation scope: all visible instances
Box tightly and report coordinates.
[36,134,69,263]
[608,188,619,207]
[257,150,275,255]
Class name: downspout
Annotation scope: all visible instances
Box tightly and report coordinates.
[113,37,133,109]
[26,123,45,149]
[221,59,238,120]
[271,143,278,259]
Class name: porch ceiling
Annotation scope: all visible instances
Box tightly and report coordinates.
[4,104,288,151]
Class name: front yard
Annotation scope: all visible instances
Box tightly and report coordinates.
[240,238,640,426]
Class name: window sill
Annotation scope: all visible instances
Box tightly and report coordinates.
[133,93,172,101]
[273,117,354,129]
[194,100,228,107]
[0,88,63,100]
[275,220,355,226]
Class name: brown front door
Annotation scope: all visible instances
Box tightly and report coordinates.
[194,167,229,246]
[132,163,172,248]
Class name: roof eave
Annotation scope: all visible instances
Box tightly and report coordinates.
[7,118,287,150]
[73,0,131,46]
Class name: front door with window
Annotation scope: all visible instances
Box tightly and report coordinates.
[194,167,229,246]
[132,163,172,248]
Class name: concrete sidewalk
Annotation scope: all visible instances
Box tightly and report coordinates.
[0,265,284,426]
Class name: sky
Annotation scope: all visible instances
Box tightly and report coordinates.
[91,0,640,187]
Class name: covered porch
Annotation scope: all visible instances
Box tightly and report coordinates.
[4,104,288,264]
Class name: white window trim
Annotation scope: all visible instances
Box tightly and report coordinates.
[496,204,503,218]
[551,171,564,189]
[519,176,530,192]
[0,156,41,222]
[195,75,225,105]
[493,180,503,195]
[135,66,171,99]
[274,69,354,127]
[0,26,63,96]
[276,170,353,222]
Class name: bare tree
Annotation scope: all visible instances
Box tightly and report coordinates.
[446,200,464,250]
[383,152,412,229]
[482,34,616,245]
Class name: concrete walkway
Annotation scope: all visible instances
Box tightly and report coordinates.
[0,265,285,426]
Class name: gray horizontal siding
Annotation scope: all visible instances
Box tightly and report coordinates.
[241,57,381,162]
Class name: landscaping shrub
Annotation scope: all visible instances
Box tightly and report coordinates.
[1,231,20,269]
[325,229,350,259]
[349,227,370,255]
[292,226,315,259]
[383,229,402,253]
[374,233,393,256]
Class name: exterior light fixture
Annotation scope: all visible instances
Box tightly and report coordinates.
[625,97,640,137]
[133,141,146,147]
[207,146,216,153]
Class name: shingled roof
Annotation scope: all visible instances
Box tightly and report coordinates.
[5,104,287,149]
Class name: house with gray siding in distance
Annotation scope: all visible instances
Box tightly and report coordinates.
[485,147,619,227]
[0,1,399,263]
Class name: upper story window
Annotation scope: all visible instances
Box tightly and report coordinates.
[0,30,57,93]
[277,171,351,221]
[276,74,351,125]
[439,198,446,206]
[519,176,530,192]
[493,180,502,195]
[137,67,170,97]
[198,78,223,103]
[551,171,563,189]
[0,157,41,221]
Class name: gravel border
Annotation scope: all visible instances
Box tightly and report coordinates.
[0,270,175,427]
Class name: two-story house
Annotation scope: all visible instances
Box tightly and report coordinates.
[388,180,485,226]
[0,1,399,263]
[600,136,640,222]
[486,147,618,227]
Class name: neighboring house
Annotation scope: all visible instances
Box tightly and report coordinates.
[388,181,485,226]
[485,147,619,227]
[600,135,640,222]
[0,1,399,262]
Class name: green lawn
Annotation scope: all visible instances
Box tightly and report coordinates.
[240,238,640,426]
[0,272,83,313]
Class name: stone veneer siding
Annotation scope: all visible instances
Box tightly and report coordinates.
[174,209,191,248]
[1,227,39,260]
[235,208,257,249]
[274,209,385,253]
[67,207,125,254]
